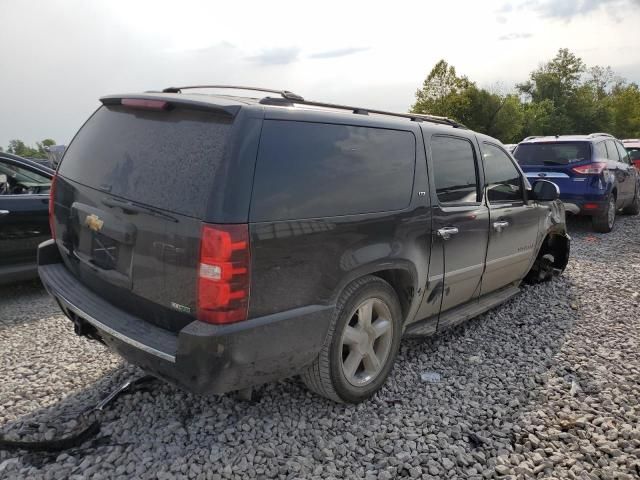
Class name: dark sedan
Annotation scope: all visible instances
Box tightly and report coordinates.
[0,153,53,284]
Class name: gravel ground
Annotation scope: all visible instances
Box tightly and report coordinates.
[1,215,639,480]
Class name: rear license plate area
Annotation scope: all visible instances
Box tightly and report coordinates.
[90,232,120,270]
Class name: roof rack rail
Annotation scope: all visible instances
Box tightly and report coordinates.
[160,84,465,128]
[260,96,466,128]
[588,132,614,138]
[523,136,544,141]
[161,85,305,101]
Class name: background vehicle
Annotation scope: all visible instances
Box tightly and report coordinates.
[623,139,640,170]
[514,133,640,233]
[0,153,53,284]
[504,143,517,153]
[39,86,569,403]
[44,144,67,169]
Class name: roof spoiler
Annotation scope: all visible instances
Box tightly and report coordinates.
[99,94,241,117]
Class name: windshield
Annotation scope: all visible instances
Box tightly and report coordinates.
[514,142,591,166]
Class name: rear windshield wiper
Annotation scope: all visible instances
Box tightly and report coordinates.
[101,197,178,222]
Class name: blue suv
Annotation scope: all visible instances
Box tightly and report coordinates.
[514,133,640,232]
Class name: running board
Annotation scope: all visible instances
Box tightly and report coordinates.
[405,285,520,337]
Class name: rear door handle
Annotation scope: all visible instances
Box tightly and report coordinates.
[493,220,510,232]
[0,210,9,217]
[437,227,459,240]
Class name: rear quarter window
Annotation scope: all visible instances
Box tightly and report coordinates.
[250,121,416,221]
[59,105,232,217]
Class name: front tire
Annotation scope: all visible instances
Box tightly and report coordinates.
[592,195,616,233]
[301,275,402,403]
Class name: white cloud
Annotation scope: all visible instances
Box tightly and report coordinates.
[0,0,639,147]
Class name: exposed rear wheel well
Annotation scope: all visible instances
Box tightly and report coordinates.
[370,269,415,322]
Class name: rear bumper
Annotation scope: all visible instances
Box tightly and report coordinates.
[37,239,333,395]
[524,174,610,216]
[561,198,608,216]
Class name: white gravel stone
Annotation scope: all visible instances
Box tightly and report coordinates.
[1,216,640,479]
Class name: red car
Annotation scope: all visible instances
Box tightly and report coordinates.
[623,139,640,170]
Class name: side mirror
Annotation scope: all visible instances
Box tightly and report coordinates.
[530,179,559,202]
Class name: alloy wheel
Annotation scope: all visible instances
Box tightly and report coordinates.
[339,298,393,387]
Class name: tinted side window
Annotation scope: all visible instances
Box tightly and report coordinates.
[482,143,523,203]
[430,136,479,204]
[615,142,630,164]
[605,140,620,161]
[251,121,416,221]
[594,142,607,159]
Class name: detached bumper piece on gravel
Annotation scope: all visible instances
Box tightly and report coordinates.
[0,375,155,452]
[37,239,332,396]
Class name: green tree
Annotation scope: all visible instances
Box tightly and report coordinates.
[412,60,524,143]
[517,48,588,135]
[6,138,57,159]
[585,66,616,100]
[412,60,472,111]
[37,138,56,157]
[517,48,585,104]
[607,83,640,138]
[488,94,525,143]
[412,49,640,142]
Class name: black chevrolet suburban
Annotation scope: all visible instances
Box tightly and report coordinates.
[38,86,570,403]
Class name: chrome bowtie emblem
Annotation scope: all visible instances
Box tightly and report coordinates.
[85,213,104,232]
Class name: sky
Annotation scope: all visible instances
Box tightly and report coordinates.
[1,0,639,148]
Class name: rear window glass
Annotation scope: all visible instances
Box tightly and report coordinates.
[251,120,416,221]
[514,142,591,166]
[59,105,231,217]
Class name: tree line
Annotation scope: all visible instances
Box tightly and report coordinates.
[0,139,57,159]
[411,48,640,144]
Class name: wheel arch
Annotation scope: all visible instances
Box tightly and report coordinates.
[538,231,570,271]
[330,261,420,325]
[369,268,416,324]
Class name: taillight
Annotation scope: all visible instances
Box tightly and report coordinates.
[572,162,607,175]
[121,98,169,110]
[197,224,250,324]
[48,174,57,240]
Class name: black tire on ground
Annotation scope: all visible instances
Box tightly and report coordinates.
[301,275,402,403]
[592,194,616,233]
[622,187,640,215]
